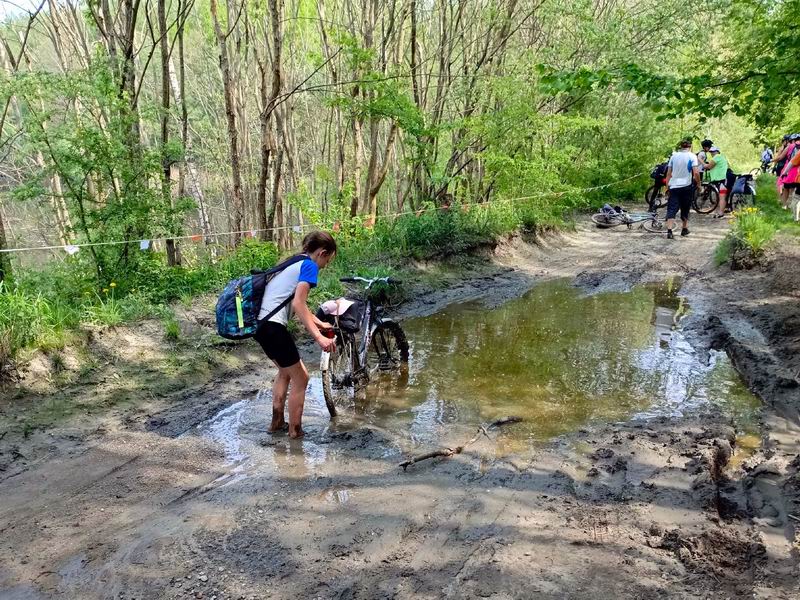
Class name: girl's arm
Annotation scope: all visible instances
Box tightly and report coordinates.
[293,283,334,351]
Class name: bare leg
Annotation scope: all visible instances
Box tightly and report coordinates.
[717,196,726,216]
[268,369,290,433]
[284,361,309,438]
[781,187,791,208]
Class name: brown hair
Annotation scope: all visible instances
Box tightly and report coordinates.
[302,230,337,255]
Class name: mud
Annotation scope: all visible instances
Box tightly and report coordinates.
[1,215,799,599]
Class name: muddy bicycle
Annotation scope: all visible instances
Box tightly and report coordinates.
[318,276,409,417]
[591,206,667,233]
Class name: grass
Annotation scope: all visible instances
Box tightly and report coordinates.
[715,174,799,266]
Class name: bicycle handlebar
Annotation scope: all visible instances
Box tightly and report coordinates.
[339,276,402,286]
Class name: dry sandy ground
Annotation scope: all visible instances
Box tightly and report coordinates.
[1,214,798,600]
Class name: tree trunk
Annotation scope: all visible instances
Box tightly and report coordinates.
[210,0,244,246]
[158,0,180,265]
[169,8,211,242]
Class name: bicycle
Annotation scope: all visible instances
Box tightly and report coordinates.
[645,178,668,211]
[728,173,756,211]
[590,207,667,233]
[319,276,409,417]
[693,181,720,214]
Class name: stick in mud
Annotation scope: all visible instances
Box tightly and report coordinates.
[399,416,523,471]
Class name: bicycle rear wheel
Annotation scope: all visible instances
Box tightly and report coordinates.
[591,213,625,228]
[321,332,358,417]
[366,321,409,378]
[730,192,754,210]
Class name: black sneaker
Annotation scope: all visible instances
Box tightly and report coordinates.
[667,229,674,239]
[681,228,689,237]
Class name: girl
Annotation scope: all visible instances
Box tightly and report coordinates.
[254,231,337,438]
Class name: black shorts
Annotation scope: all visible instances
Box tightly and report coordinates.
[254,321,300,368]
[667,185,693,220]
[784,182,800,190]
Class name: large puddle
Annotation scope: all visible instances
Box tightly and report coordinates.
[198,278,761,475]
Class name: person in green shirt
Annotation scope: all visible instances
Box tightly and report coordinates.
[702,147,730,217]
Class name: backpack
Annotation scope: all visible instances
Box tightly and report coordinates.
[215,254,307,340]
[651,162,669,179]
[315,299,365,334]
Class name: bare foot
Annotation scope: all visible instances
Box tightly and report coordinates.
[288,425,305,439]
[268,408,287,433]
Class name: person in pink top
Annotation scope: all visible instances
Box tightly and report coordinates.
[778,134,800,209]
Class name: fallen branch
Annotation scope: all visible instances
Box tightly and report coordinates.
[399,416,523,471]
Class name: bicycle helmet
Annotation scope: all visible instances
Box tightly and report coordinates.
[791,133,800,141]
[701,139,713,149]
[783,134,792,141]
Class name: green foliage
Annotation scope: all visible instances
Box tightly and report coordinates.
[716,175,799,267]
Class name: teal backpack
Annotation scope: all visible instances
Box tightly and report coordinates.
[215,254,307,340]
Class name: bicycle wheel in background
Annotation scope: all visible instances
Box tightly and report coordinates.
[321,332,358,417]
[693,185,719,214]
[730,192,755,211]
[645,185,667,211]
[366,321,409,378]
[642,217,668,234]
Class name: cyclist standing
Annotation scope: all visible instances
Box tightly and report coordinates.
[664,139,701,239]
[254,231,337,438]
[701,146,731,218]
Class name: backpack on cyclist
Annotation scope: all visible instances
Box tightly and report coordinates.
[651,162,669,180]
[215,254,307,340]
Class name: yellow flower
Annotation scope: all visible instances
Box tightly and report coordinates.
[102,288,109,293]
[110,282,116,288]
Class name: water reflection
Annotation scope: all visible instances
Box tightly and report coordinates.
[350,278,760,442]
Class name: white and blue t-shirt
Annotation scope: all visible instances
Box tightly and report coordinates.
[258,258,319,326]
[668,150,698,189]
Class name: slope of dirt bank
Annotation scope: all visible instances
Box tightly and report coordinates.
[1,214,798,599]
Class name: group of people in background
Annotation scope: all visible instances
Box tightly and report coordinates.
[765,133,800,217]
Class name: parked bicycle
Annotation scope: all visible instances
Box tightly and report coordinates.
[318,276,409,417]
[591,205,667,233]
[729,173,756,211]
[645,162,669,211]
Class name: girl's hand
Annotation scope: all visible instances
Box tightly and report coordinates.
[317,333,336,352]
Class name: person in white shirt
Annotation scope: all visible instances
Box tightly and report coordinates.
[664,139,701,239]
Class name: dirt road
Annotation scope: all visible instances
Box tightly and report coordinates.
[1,214,798,599]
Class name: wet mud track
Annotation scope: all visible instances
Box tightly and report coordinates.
[2,215,799,599]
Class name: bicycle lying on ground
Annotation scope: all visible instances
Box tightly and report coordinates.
[318,276,409,417]
[591,205,667,233]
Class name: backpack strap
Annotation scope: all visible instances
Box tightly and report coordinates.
[255,254,310,326]
[260,292,295,323]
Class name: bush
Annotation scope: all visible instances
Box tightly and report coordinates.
[721,207,776,269]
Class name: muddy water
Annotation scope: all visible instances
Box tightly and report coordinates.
[198,278,760,474]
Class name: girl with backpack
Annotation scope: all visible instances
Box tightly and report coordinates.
[254,231,337,438]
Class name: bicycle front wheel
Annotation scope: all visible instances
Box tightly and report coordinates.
[693,185,719,214]
[321,332,358,417]
[366,321,409,378]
